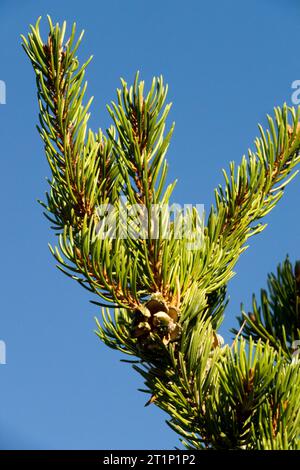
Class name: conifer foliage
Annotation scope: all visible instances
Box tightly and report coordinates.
[22,17,300,449]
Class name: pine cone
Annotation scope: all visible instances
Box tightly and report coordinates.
[132,294,181,347]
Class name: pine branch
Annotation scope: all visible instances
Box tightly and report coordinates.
[201,106,300,295]
[234,257,300,359]
[23,17,300,450]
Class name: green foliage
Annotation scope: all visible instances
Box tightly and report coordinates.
[23,16,300,449]
[235,257,300,360]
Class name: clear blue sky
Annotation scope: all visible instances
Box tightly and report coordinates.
[0,0,300,450]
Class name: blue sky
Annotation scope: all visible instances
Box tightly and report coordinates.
[0,0,300,450]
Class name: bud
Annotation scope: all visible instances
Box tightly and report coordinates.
[287,122,300,137]
[212,332,224,348]
[249,313,256,323]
